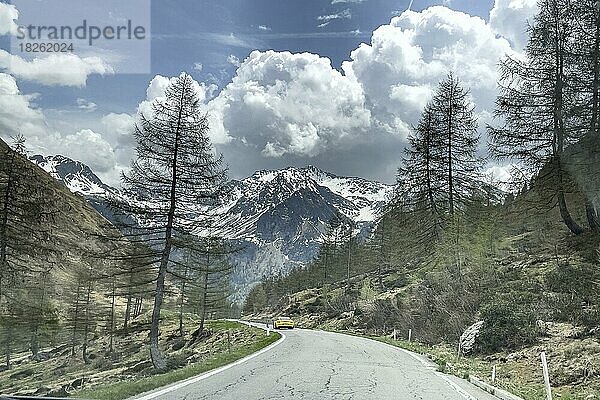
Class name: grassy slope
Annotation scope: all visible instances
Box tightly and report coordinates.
[0,317,280,400]
[245,179,600,399]
[77,320,280,400]
[367,335,599,400]
[0,137,118,256]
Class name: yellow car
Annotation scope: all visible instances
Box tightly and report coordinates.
[272,316,295,329]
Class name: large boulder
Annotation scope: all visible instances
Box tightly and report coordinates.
[460,321,484,355]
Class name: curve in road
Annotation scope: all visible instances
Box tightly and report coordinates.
[131,326,499,400]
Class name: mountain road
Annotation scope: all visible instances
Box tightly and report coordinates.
[130,324,499,400]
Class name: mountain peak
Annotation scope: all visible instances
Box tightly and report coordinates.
[249,164,337,183]
[30,154,111,196]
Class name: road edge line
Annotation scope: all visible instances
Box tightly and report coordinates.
[131,325,285,400]
[323,331,496,400]
[468,375,525,400]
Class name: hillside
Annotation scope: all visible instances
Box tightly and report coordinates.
[1,139,118,264]
[244,176,600,399]
[0,315,276,399]
[0,137,126,373]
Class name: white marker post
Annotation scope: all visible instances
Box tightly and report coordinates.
[408,329,412,343]
[541,352,552,400]
[393,329,397,341]
[491,364,496,384]
[266,327,271,336]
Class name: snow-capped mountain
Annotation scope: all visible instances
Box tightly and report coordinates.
[30,155,117,197]
[30,155,394,299]
[211,165,390,239]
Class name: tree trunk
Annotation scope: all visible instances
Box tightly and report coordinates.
[4,327,11,370]
[199,271,209,334]
[71,279,82,357]
[447,83,455,216]
[558,190,584,234]
[377,216,385,291]
[323,248,328,284]
[178,265,188,337]
[123,281,132,329]
[553,12,584,236]
[150,246,170,370]
[82,281,92,363]
[149,83,186,371]
[133,297,142,318]
[591,2,600,135]
[199,245,211,334]
[585,200,600,232]
[346,236,352,292]
[109,281,116,353]
[0,163,14,300]
[585,5,600,233]
[30,328,39,357]
[30,282,45,357]
[425,112,440,231]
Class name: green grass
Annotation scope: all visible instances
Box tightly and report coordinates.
[206,320,244,330]
[364,336,598,400]
[75,323,280,400]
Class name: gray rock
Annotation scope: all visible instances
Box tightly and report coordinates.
[47,386,69,397]
[30,351,52,361]
[460,321,484,355]
[70,377,87,389]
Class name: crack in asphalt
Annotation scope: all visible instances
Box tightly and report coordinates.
[141,328,500,400]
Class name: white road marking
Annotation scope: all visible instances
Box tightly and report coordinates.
[434,372,480,400]
[364,337,436,370]
[132,329,286,400]
[330,331,483,400]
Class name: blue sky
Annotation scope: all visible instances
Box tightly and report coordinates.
[19,0,494,112]
[0,0,538,184]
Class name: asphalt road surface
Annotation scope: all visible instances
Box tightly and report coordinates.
[131,325,499,400]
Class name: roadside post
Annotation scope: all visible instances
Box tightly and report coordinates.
[491,364,496,384]
[393,329,397,341]
[408,329,412,342]
[227,330,232,354]
[541,352,552,400]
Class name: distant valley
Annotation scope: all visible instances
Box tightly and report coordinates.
[31,154,393,300]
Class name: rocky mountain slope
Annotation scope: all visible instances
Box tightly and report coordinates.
[30,155,394,300]
[0,139,119,300]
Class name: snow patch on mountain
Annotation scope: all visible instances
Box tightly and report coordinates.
[30,155,114,197]
[30,154,394,300]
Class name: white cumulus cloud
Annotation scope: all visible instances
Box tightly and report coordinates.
[489,0,539,51]
[15,4,533,184]
[0,51,113,87]
[77,98,98,112]
[227,55,241,67]
[62,129,116,173]
[193,6,522,180]
[318,9,352,23]
[0,73,121,181]
[0,2,18,36]
[0,73,46,142]
[344,6,514,138]
[206,50,371,158]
